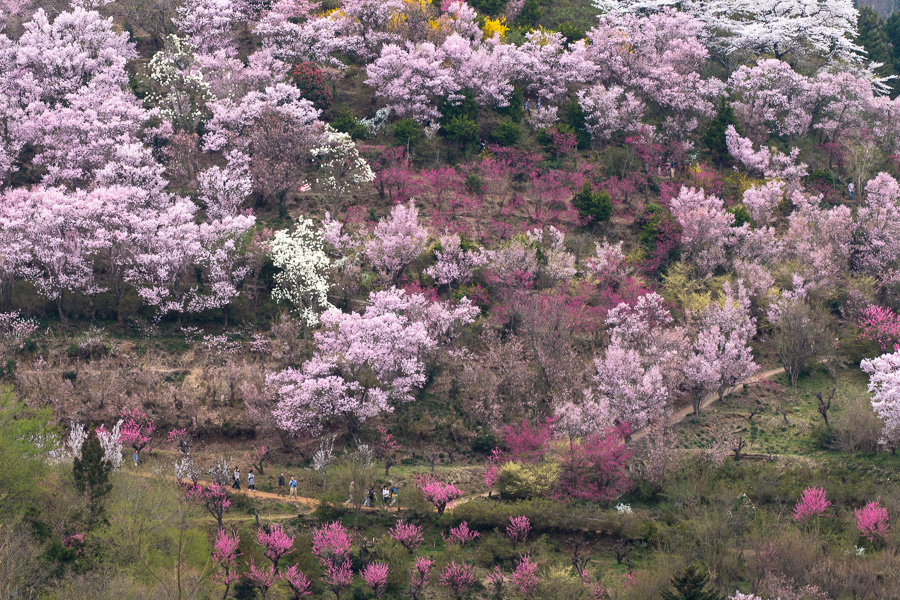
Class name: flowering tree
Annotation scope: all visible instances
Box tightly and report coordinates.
[577,84,645,144]
[670,186,736,275]
[246,559,278,599]
[311,521,352,567]
[856,499,890,543]
[249,445,271,476]
[439,562,478,600]
[311,128,376,211]
[211,529,242,599]
[858,305,900,351]
[119,408,155,459]
[793,486,831,521]
[256,523,294,572]
[506,516,531,547]
[511,554,539,596]
[854,173,900,278]
[270,218,335,327]
[417,475,464,514]
[270,288,478,436]
[364,201,429,279]
[425,233,487,288]
[182,482,231,529]
[361,562,390,599]
[443,522,480,547]
[555,425,632,503]
[408,556,433,600]
[283,564,313,598]
[389,520,424,553]
[323,558,353,600]
[95,422,123,470]
[861,349,900,451]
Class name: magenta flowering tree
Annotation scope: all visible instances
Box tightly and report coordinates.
[119,408,155,458]
[388,520,424,553]
[182,481,231,529]
[856,499,890,543]
[311,521,352,567]
[364,200,429,279]
[443,522,480,547]
[361,562,390,598]
[408,556,433,600]
[858,305,900,352]
[511,554,539,596]
[506,516,531,547]
[269,288,478,436]
[793,487,831,521]
[246,559,278,599]
[256,523,294,572]
[416,475,464,515]
[211,529,242,599]
[250,445,272,476]
[555,425,632,504]
[323,558,353,600]
[283,564,313,598]
[439,561,478,600]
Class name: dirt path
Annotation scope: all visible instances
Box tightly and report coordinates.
[631,366,786,441]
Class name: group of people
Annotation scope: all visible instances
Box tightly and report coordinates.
[344,481,399,508]
[230,468,298,497]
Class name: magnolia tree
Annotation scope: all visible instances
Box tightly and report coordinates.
[269,287,479,436]
[861,349,900,451]
[270,218,334,327]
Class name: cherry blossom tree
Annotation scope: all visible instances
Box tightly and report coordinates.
[361,562,390,599]
[246,559,278,599]
[511,554,539,596]
[283,565,313,598]
[416,475,464,514]
[853,173,900,279]
[856,499,890,543]
[119,408,155,459]
[388,520,423,553]
[212,529,242,599]
[408,556,433,600]
[554,425,632,504]
[364,201,429,278]
[439,562,478,600]
[577,84,646,144]
[727,59,813,143]
[861,349,900,451]
[425,232,487,287]
[858,305,900,352]
[793,486,831,521]
[173,0,237,55]
[506,516,531,547]
[443,522,480,547]
[670,186,737,275]
[310,128,375,212]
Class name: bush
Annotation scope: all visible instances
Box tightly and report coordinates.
[572,181,613,224]
[469,0,506,15]
[392,118,423,148]
[289,62,332,110]
[727,204,752,227]
[515,0,541,28]
[331,109,370,140]
[442,115,479,146]
[490,119,521,146]
[497,461,560,500]
[559,98,590,149]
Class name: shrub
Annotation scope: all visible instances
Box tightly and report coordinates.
[331,109,370,140]
[393,118,423,148]
[497,461,559,500]
[469,0,507,15]
[515,0,541,28]
[490,120,521,146]
[572,181,613,224]
[290,62,332,110]
[442,115,479,147]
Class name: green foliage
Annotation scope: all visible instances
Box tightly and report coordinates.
[475,533,519,568]
[73,434,112,523]
[497,461,560,499]
[661,564,726,600]
[559,97,590,149]
[442,115,479,147]
[515,0,542,28]
[557,20,587,44]
[727,204,751,228]
[572,181,613,224]
[490,119,521,146]
[703,98,740,163]
[332,109,371,140]
[495,86,524,123]
[465,173,483,195]
[469,0,507,16]
[439,92,479,124]
[392,118,423,148]
[0,388,51,520]
[856,8,895,81]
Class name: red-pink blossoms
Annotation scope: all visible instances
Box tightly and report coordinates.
[311,521,352,566]
[416,475,464,515]
[443,521,480,547]
[388,520,424,552]
[361,562,390,598]
[439,561,478,600]
[856,499,890,543]
[858,305,900,352]
[283,564,313,597]
[793,487,831,521]
[511,554,539,596]
[211,529,242,594]
[506,515,531,547]
[256,523,294,571]
[409,556,433,600]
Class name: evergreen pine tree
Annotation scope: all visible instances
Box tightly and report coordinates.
[702,98,740,167]
[660,564,725,600]
[73,433,112,524]
[573,181,613,225]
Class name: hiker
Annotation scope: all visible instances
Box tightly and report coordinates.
[289,476,298,497]
[278,472,286,496]
[848,181,854,201]
[382,485,391,505]
[390,484,398,507]
[133,450,139,466]
[247,470,255,492]
[524,99,530,113]
[364,485,375,507]
[345,480,355,505]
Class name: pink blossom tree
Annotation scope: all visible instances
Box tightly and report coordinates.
[361,562,390,598]
[856,499,890,543]
[119,408,155,459]
[389,520,423,553]
[364,200,429,279]
[506,516,531,547]
[408,556,433,600]
[246,559,278,599]
[439,561,478,600]
[858,305,900,352]
[211,529,242,599]
[416,475,464,514]
[256,523,294,572]
[182,481,231,529]
[443,522,480,547]
[425,233,487,288]
[282,564,313,598]
[554,425,632,504]
[323,558,353,600]
[670,186,736,276]
[511,554,539,596]
[793,487,831,521]
[311,521,352,567]
[854,173,900,278]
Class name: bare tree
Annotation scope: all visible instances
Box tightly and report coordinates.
[816,388,834,427]
[771,300,833,387]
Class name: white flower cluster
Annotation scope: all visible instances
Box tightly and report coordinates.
[311,129,375,200]
[270,218,335,326]
[616,502,633,515]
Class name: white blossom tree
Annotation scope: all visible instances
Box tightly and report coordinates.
[270,218,335,327]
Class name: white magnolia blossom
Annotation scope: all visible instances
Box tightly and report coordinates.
[47,422,87,465]
[311,128,375,200]
[270,218,335,326]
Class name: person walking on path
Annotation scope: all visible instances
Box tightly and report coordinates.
[848,181,854,201]
[233,468,241,490]
[289,476,298,497]
[364,485,374,507]
[278,472,286,496]
[345,480,355,505]
[390,484,398,507]
[133,451,139,467]
[247,470,255,492]
[382,485,390,505]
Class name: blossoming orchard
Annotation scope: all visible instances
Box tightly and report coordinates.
[2,0,900,597]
